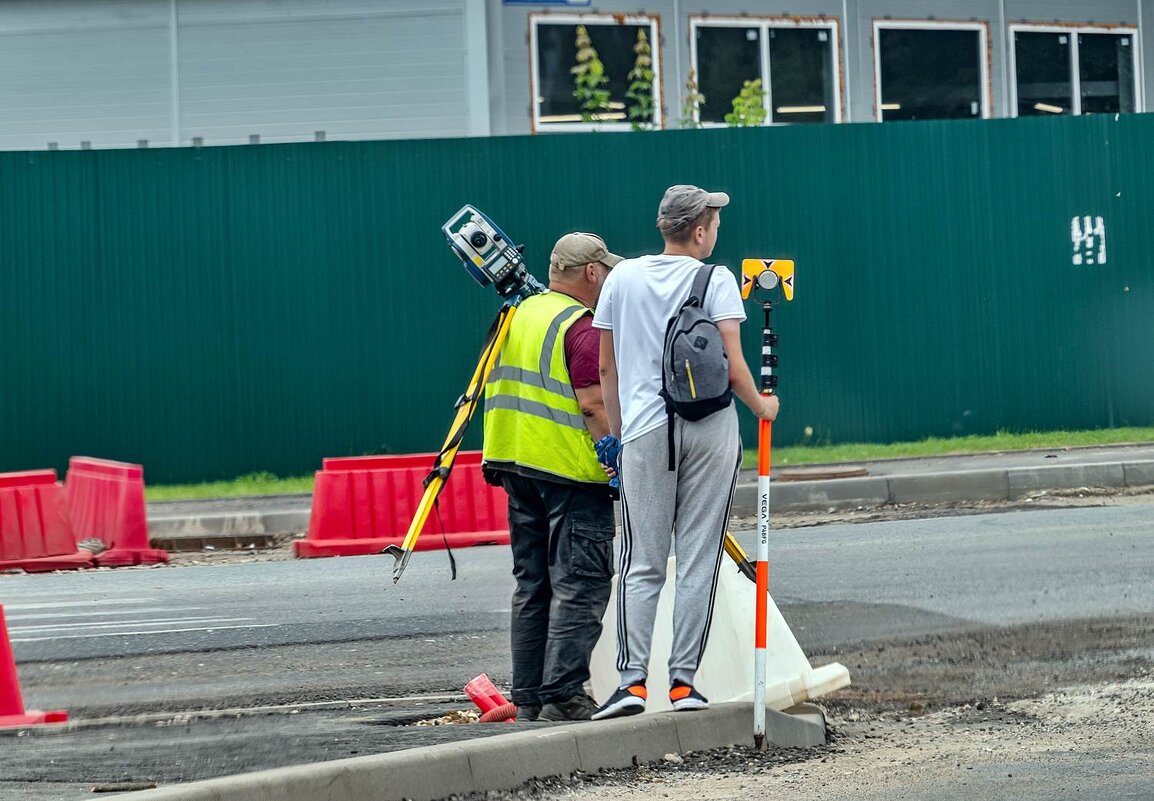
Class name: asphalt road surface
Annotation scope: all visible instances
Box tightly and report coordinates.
[2,502,1152,799]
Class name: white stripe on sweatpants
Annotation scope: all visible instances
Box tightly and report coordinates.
[613,405,742,688]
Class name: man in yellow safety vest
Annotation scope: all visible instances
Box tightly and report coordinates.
[482,232,622,722]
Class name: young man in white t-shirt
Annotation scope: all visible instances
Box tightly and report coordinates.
[590,184,779,719]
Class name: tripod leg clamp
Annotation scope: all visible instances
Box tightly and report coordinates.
[422,465,451,489]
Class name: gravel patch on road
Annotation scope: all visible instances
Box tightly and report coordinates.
[451,679,1154,801]
[440,611,1154,801]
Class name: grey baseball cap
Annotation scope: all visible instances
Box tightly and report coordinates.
[656,184,731,233]
[550,232,623,271]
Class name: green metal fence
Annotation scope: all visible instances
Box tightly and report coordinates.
[1,114,1150,483]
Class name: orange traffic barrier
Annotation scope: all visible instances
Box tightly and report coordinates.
[65,457,167,567]
[294,451,509,558]
[0,605,67,729]
[0,470,93,572]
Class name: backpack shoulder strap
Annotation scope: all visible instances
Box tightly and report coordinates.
[689,264,717,308]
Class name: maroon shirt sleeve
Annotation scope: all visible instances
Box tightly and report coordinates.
[563,314,601,390]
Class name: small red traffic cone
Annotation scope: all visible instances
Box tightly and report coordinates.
[463,673,508,714]
[0,605,67,729]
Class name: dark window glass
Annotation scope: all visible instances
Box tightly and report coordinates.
[769,27,836,124]
[1015,31,1073,115]
[696,26,761,124]
[1079,33,1135,114]
[536,22,654,124]
[878,28,983,121]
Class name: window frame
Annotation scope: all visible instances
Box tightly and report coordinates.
[872,19,992,122]
[688,15,844,126]
[529,12,663,133]
[1008,23,1143,117]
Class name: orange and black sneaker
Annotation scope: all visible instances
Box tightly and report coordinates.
[591,683,647,720]
[669,680,709,711]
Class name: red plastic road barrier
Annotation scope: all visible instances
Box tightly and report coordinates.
[65,457,167,567]
[294,451,509,558]
[0,605,67,729]
[0,470,94,573]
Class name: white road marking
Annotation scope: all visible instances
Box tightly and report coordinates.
[12,617,254,633]
[3,596,277,644]
[11,624,278,642]
[2,598,158,611]
[5,607,205,621]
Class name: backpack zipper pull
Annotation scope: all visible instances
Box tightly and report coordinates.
[685,359,697,399]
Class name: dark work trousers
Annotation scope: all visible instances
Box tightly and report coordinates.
[499,471,615,707]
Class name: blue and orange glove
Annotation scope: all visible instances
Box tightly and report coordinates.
[595,435,621,490]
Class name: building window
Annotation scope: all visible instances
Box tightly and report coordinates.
[530,15,661,132]
[1012,27,1140,117]
[691,18,841,125]
[874,22,990,122]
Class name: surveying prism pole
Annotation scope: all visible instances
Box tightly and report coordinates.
[753,298,777,750]
[739,258,793,751]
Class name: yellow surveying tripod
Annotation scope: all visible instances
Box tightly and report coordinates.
[383,206,542,583]
[385,205,769,585]
[382,298,521,582]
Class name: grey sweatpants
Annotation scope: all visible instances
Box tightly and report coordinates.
[614,405,742,688]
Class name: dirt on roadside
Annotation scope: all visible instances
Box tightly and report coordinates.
[513,677,1154,801]
[445,613,1154,801]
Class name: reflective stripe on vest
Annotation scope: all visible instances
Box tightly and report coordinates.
[487,365,574,401]
[484,395,587,430]
[482,292,607,485]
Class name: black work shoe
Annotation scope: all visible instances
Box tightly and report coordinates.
[591,683,647,720]
[515,704,541,722]
[538,693,599,722]
[669,680,709,711]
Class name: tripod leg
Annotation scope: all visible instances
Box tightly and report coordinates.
[388,303,519,583]
[723,532,758,583]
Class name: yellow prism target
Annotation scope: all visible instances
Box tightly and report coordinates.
[741,259,795,301]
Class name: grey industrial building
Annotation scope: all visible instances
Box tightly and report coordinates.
[0,0,1148,150]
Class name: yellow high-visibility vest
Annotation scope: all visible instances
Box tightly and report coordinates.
[483,291,607,485]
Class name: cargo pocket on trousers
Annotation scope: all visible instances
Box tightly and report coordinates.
[569,519,614,579]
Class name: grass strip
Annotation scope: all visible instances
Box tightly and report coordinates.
[748,426,1154,469]
[147,471,314,501]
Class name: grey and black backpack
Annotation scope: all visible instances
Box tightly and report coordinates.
[658,264,733,470]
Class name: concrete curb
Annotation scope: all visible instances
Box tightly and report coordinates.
[731,458,1154,517]
[130,703,825,801]
[734,476,892,513]
[144,459,1154,542]
[148,511,310,541]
